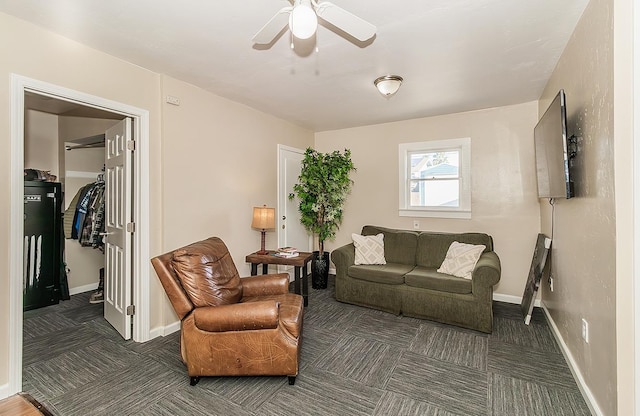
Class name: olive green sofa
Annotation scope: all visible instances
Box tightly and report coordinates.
[331,225,501,333]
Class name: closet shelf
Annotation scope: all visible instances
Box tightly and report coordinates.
[65,134,105,151]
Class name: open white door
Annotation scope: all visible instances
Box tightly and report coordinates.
[278,145,311,251]
[104,118,133,339]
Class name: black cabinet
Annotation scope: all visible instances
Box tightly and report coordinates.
[23,181,62,310]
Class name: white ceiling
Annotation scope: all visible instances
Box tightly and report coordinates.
[1,0,590,132]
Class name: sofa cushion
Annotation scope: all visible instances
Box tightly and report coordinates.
[404,267,472,294]
[352,233,386,265]
[348,263,413,285]
[171,237,242,308]
[362,225,418,265]
[437,242,486,279]
[416,232,493,269]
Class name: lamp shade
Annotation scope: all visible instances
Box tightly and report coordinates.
[289,0,317,39]
[251,206,275,230]
[374,75,403,97]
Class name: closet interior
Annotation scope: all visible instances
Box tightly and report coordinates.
[23,92,123,311]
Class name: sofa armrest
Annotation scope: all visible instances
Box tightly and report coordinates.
[472,251,501,293]
[331,243,355,278]
[241,273,289,296]
[193,300,279,332]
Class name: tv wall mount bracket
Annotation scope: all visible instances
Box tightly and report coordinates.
[567,134,578,159]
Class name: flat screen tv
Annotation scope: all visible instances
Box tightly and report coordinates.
[534,89,574,199]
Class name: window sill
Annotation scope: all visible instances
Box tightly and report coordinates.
[399,209,471,219]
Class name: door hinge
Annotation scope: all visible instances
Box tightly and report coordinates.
[126,222,136,233]
[126,305,135,316]
[127,140,136,151]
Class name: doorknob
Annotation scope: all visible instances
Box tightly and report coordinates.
[282,216,286,220]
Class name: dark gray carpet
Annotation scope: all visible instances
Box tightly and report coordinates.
[22,276,591,416]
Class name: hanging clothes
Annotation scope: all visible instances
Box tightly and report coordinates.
[73,185,93,240]
[64,178,106,251]
[79,182,105,249]
[64,185,86,239]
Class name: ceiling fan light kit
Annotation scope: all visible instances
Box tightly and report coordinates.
[253,0,376,46]
[374,75,403,97]
[289,0,318,39]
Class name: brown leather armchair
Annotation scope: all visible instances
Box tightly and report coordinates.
[151,237,303,386]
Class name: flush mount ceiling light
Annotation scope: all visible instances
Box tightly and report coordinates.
[374,75,403,97]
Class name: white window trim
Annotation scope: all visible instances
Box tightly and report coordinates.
[399,137,471,219]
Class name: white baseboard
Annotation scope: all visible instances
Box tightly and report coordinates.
[541,303,603,416]
[149,320,180,339]
[69,282,99,296]
[492,292,541,307]
[0,382,9,400]
[69,283,180,341]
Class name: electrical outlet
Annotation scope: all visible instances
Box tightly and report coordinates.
[581,318,589,343]
[413,220,420,229]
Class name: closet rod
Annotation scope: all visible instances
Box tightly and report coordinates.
[65,134,105,151]
[65,142,105,151]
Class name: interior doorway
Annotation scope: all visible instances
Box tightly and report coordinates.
[277,145,311,252]
[9,75,151,395]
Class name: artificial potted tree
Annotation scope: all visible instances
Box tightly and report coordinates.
[289,147,356,289]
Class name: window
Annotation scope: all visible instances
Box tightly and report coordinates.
[399,138,471,219]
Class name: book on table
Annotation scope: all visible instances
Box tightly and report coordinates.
[278,247,297,253]
[275,252,299,258]
[275,247,299,258]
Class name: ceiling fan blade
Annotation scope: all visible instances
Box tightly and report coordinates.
[315,2,376,42]
[252,6,293,44]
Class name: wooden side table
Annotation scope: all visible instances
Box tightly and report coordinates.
[245,251,313,306]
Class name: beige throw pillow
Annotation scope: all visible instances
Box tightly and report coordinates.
[352,233,386,265]
[437,241,486,279]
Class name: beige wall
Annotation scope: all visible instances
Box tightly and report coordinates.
[0,12,163,390]
[538,0,617,413]
[315,101,540,298]
[24,110,59,178]
[160,75,314,277]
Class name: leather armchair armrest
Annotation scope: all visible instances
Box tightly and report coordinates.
[241,273,289,296]
[193,301,280,332]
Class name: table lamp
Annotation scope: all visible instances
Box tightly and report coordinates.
[251,205,275,255]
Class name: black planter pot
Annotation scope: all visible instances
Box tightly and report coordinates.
[311,251,330,289]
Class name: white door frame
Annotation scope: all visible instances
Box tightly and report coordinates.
[9,74,151,395]
[633,1,640,410]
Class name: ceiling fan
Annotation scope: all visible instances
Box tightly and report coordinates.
[252,0,376,44]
